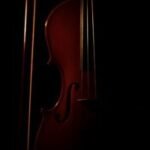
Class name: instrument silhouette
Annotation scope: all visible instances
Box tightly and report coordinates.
[34,0,97,149]
[19,0,98,150]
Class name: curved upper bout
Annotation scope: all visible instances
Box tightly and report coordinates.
[44,0,80,63]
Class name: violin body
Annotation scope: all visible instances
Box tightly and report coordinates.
[35,97,97,150]
[34,0,97,149]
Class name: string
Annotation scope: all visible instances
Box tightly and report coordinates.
[27,0,36,149]
[91,0,97,98]
[80,0,84,98]
[86,0,90,97]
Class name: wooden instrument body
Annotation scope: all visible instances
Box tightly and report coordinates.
[34,0,97,149]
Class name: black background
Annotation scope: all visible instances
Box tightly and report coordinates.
[12,0,148,150]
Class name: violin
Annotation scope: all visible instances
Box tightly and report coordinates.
[34,0,97,149]
[18,0,98,150]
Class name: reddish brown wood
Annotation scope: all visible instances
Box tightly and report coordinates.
[34,0,97,149]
